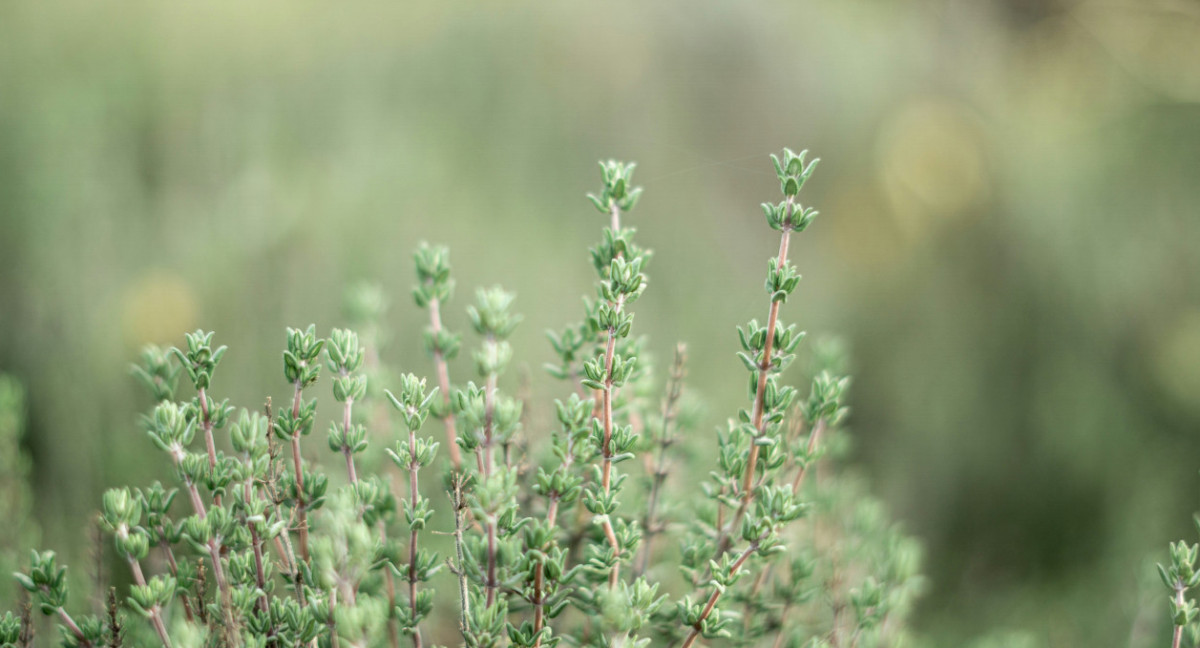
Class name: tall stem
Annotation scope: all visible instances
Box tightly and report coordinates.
[428,297,463,470]
[407,426,424,648]
[171,449,237,641]
[242,474,271,617]
[533,431,577,648]
[289,382,311,561]
[483,358,499,607]
[635,344,686,578]
[451,478,472,640]
[599,294,626,588]
[382,524,400,648]
[591,204,629,588]
[719,210,794,555]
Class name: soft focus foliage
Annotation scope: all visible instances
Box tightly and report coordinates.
[1,2,1199,647]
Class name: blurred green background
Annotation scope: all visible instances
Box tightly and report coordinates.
[2,1,1199,645]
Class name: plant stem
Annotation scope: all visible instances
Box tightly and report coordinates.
[635,343,687,578]
[720,205,794,555]
[125,557,173,648]
[790,419,825,494]
[157,537,195,622]
[241,475,271,617]
[679,537,763,648]
[53,605,94,648]
[428,297,464,470]
[381,523,400,648]
[198,387,222,508]
[342,395,359,484]
[481,344,502,607]
[599,293,626,589]
[197,387,217,471]
[450,477,471,641]
[770,603,792,648]
[170,450,237,641]
[289,381,311,562]
[1173,585,1185,648]
[742,226,792,503]
[406,425,424,648]
[329,589,341,648]
[533,427,578,648]
[262,403,308,608]
[484,365,497,476]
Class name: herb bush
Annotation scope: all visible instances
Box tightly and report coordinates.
[1,150,927,648]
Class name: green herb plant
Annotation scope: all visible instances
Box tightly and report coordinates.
[3,148,925,648]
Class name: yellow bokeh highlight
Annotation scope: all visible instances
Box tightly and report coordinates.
[878,98,989,234]
[1152,310,1200,415]
[121,271,199,347]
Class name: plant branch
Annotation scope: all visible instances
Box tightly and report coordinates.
[635,343,687,578]
[288,381,311,562]
[428,297,464,470]
[679,536,764,648]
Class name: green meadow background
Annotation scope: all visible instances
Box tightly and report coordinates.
[2,1,1200,645]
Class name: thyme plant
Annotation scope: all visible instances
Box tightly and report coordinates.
[3,148,926,648]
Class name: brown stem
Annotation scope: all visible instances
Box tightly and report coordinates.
[450,478,472,638]
[207,536,240,647]
[53,607,94,648]
[679,538,762,648]
[262,404,308,609]
[790,419,825,494]
[428,297,463,470]
[126,556,173,648]
[373,521,399,648]
[742,227,792,500]
[485,516,498,607]
[1173,585,1186,648]
[769,602,792,648]
[718,215,794,556]
[484,367,497,476]
[182,477,207,519]
[289,382,310,562]
[170,449,236,641]
[329,589,342,648]
[600,331,618,493]
[241,476,271,618]
[158,537,195,622]
[198,387,217,471]
[597,294,626,587]
[532,430,578,648]
[635,344,687,578]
